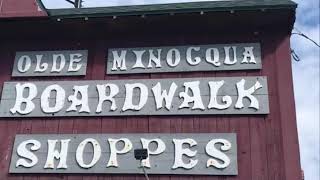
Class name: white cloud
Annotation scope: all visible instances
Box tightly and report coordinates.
[294,0,319,26]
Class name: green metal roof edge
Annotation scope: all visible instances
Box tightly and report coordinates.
[40,0,297,19]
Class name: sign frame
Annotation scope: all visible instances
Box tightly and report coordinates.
[9,133,238,176]
[107,43,262,74]
[0,77,269,118]
[12,50,88,77]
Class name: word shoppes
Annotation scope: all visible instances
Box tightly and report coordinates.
[10,134,238,175]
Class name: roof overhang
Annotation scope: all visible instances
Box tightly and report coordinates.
[36,0,297,19]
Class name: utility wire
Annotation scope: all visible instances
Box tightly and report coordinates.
[291,27,320,62]
[139,160,150,180]
[292,28,320,48]
[141,164,150,180]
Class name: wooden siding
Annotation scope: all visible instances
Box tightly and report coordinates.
[0,14,301,180]
[0,0,46,18]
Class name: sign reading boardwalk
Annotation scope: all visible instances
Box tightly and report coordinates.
[0,77,269,117]
[10,134,237,175]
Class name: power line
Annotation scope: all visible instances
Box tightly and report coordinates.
[292,28,320,48]
[291,27,319,62]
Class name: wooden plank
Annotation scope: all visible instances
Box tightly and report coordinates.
[274,35,302,180]
[249,117,268,180]
[262,36,285,180]
[0,121,7,175]
[0,46,24,180]
[0,46,14,180]
[230,117,250,180]
[4,121,23,180]
[228,70,250,180]
[0,0,46,17]
[248,52,268,180]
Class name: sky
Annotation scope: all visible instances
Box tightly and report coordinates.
[291,0,320,179]
[43,0,320,179]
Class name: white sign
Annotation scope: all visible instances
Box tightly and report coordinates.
[10,134,238,175]
[107,43,262,74]
[0,77,269,117]
[12,50,88,77]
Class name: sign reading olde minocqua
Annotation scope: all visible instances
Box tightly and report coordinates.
[107,43,261,74]
[12,50,88,77]
[10,134,237,175]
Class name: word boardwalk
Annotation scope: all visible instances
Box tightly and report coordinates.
[0,77,269,117]
[10,134,238,175]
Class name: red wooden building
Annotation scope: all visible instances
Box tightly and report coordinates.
[0,0,302,179]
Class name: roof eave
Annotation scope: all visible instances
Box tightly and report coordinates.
[38,1,297,19]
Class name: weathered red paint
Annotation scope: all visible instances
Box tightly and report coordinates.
[0,0,46,18]
[0,3,301,180]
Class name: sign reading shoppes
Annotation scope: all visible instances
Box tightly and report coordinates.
[10,134,237,175]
